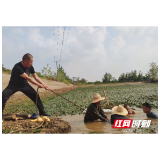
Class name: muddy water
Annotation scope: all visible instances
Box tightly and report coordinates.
[59,108,158,134]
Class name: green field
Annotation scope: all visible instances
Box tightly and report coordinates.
[44,84,158,116]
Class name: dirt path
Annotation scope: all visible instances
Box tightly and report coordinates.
[2,74,147,98]
[2,74,73,95]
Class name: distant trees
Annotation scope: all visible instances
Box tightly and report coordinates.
[102,72,112,83]
[40,64,72,84]
[76,77,87,84]
[2,64,12,74]
[57,65,72,83]
[137,71,143,81]
[148,62,158,82]
[118,70,149,82]
[103,62,158,83]
[119,62,158,82]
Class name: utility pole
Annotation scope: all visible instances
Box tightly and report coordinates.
[54,56,60,82]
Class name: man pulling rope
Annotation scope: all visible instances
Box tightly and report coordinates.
[2,53,50,117]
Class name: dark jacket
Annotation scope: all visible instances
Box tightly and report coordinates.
[84,103,107,122]
[111,114,128,124]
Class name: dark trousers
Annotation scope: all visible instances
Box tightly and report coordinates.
[2,83,45,114]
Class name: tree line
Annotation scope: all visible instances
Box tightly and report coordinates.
[2,62,158,85]
[102,62,158,83]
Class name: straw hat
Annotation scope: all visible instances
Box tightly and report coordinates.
[112,105,128,115]
[91,93,105,103]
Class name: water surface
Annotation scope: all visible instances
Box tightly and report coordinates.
[59,108,158,134]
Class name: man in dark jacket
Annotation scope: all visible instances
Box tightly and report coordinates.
[84,93,108,122]
[111,105,128,124]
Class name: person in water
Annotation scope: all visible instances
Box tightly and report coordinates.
[124,104,136,114]
[84,93,108,122]
[111,105,128,124]
[142,103,158,119]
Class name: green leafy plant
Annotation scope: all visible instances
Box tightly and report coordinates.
[2,129,12,134]
[43,84,158,116]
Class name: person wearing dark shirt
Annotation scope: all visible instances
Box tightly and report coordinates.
[111,105,128,124]
[2,53,50,116]
[84,93,108,122]
[142,103,158,119]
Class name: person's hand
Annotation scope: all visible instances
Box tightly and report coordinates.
[37,84,45,88]
[44,85,50,90]
[105,117,108,121]
[132,110,136,114]
[128,110,132,114]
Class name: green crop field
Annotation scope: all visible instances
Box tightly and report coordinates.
[44,84,158,116]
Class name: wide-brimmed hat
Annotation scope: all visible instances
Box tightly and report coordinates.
[31,113,39,119]
[112,105,128,115]
[91,93,105,103]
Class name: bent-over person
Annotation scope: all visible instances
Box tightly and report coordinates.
[84,93,108,122]
[2,53,50,116]
[111,105,128,124]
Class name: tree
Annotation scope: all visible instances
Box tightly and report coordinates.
[112,77,115,81]
[57,65,72,83]
[133,70,138,82]
[95,80,101,84]
[148,62,158,82]
[125,73,128,82]
[102,72,112,83]
[118,73,126,82]
[138,71,143,81]
[81,78,87,84]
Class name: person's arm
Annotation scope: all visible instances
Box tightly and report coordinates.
[128,110,132,114]
[32,73,50,90]
[132,110,136,114]
[88,106,106,121]
[99,105,107,119]
[20,73,44,88]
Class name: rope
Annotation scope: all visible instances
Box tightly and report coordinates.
[36,87,40,116]
[48,89,94,116]
[49,89,84,110]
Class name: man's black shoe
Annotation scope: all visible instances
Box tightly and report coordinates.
[39,112,50,117]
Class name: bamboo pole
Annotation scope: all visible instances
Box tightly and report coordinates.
[103,89,109,105]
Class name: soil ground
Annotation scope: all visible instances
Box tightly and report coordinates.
[2,117,71,134]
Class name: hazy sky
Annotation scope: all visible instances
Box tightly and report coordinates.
[2,26,158,82]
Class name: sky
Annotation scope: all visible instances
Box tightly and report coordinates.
[2,26,158,82]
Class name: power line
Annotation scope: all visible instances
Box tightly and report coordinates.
[56,26,59,55]
[63,26,70,55]
[54,56,60,82]
[53,26,71,82]
[60,26,66,58]
[53,27,56,55]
